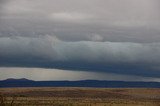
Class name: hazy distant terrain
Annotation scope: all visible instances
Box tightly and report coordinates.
[1,78,160,88]
[0,87,160,106]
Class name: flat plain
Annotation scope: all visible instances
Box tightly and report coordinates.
[0,87,160,106]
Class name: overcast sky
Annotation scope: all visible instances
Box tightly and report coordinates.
[0,0,160,81]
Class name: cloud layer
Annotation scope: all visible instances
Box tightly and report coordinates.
[0,0,160,80]
[0,0,160,43]
[0,36,160,77]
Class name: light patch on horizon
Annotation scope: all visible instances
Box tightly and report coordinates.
[0,67,160,82]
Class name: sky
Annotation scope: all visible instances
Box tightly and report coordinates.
[0,0,160,81]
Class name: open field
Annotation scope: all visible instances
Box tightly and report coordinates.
[0,87,160,106]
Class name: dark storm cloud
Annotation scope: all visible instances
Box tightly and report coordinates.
[0,0,160,79]
[0,36,160,78]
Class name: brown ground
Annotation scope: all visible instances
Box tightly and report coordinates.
[0,87,160,106]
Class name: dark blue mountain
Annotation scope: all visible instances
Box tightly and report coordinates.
[4,78,33,82]
[0,78,160,88]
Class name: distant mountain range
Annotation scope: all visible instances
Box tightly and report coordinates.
[0,78,160,88]
[3,78,33,82]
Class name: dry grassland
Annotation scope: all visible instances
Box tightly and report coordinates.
[0,87,160,106]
